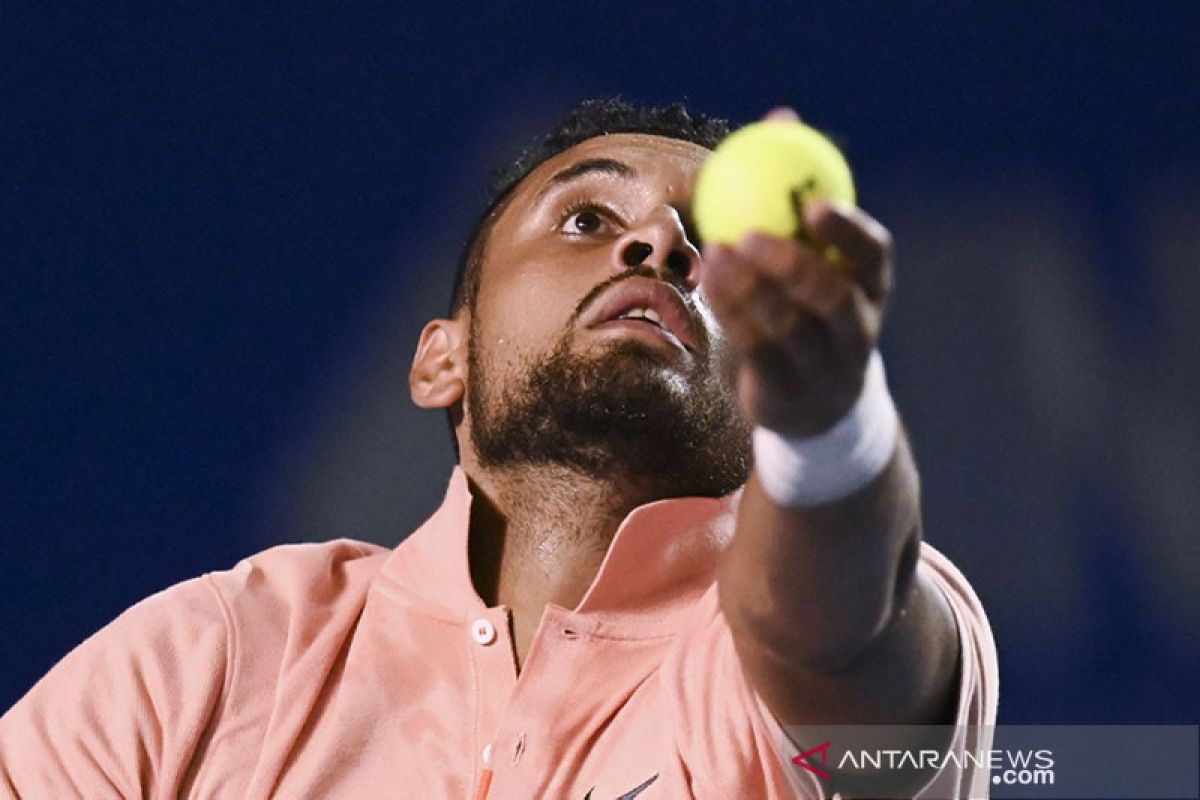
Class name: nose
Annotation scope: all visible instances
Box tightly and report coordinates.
[613,206,701,290]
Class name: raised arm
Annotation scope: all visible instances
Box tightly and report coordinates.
[702,184,961,790]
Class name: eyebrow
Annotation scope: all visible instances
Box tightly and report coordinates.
[535,157,637,203]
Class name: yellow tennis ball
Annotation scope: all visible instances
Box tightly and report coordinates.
[693,119,856,246]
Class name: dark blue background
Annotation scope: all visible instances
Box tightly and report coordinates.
[4,4,1198,725]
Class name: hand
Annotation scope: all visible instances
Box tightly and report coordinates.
[698,110,894,439]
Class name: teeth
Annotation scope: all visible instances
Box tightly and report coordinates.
[615,307,665,329]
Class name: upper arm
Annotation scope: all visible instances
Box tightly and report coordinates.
[733,559,961,731]
[0,576,230,799]
[742,545,999,798]
[666,545,997,799]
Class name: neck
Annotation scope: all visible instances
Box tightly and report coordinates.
[464,462,660,613]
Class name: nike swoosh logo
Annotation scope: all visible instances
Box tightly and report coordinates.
[582,772,659,799]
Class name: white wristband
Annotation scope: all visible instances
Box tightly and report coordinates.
[752,351,899,507]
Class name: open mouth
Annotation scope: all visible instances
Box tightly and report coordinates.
[582,278,700,353]
[594,313,688,350]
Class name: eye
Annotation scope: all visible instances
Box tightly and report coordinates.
[571,209,603,233]
[558,201,620,237]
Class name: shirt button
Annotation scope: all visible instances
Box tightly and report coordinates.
[471,618,496,645]
[482,743,492,765]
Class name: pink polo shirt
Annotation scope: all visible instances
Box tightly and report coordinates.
[1,467,998,798]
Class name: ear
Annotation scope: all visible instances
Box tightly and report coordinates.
[409,317,467,409]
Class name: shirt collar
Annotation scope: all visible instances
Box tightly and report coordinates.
[378,466,742,624]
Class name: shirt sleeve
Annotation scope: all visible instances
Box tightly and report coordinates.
[0,575,231,799]
[663,542,999,800]
[909,543,1000,799]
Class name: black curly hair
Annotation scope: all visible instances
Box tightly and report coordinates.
[445,97,731,318]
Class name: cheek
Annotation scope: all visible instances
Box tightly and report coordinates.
[474,274,578,363]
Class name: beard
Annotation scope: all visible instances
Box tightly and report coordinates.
[467,307,752,500]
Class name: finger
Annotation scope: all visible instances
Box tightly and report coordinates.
[701,244,795,350]
[702,244,790,346]
[735,232,804,280]
[763,106,800,123]
[805,201,894,304]
[734,232,853,293]
[706,236,878,362]
[702,243,761,313]
[734,232,865,333]
[706,241,864,372]
[773,245,879,360]
[820,285,878,362]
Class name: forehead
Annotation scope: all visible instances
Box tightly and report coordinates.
[516,133,712,201]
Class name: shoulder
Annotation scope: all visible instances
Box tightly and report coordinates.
[0,538,391,797]
[204,537,390,648]
[6,538,389,716]
[206,538,389,606]
[33,537,394,715]
[0,574,228,795]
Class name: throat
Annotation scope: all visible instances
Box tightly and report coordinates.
[464,465,652,612]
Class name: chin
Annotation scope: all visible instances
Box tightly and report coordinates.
[582,336,682,370]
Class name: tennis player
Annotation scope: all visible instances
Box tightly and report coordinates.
[0,99,997,798]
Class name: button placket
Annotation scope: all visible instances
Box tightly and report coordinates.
[468,607,518,797]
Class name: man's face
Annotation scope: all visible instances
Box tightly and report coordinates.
[465,133,751,498]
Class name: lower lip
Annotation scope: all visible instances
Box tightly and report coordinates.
[590,318,689,351]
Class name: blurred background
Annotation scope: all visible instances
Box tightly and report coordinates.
[3,4,1197,724]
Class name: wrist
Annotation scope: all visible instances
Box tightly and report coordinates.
[752,351,899,507]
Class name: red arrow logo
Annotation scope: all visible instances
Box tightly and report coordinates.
[791,740,832,780]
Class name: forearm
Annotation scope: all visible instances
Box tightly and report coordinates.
[718,427,922,670]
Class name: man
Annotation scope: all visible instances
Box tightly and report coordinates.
[0,98,997,798]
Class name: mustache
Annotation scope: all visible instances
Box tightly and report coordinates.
[567,266,702,330]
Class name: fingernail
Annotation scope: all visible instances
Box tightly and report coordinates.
[804,199,836,225]
[764,107,800,122]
